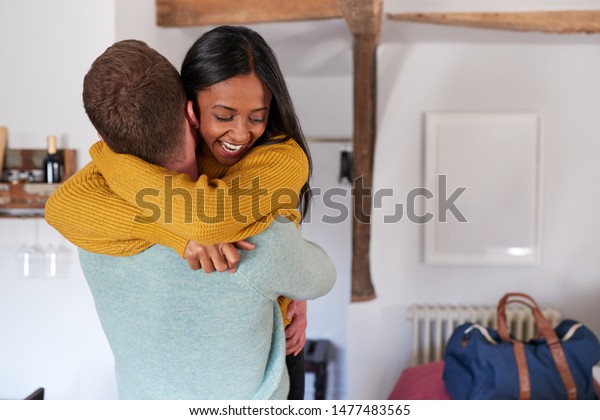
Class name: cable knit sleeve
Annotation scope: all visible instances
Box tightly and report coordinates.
[236,219,336,301]
[90,139,308,245]
[45,162,189,256]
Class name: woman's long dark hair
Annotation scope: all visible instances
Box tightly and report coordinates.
[181,25,312,218]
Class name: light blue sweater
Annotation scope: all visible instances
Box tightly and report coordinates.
[79,218,335,399]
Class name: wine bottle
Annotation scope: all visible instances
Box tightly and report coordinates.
[43,135,63,183]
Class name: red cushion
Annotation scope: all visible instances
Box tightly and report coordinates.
[388,361,451,400]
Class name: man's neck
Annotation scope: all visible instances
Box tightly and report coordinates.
[165,151,198,180]
[164,122,199,180]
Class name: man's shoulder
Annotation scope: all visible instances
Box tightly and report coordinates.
[244,217,300,247]
[235,218,302,278]
[78,244,175,260]
[78,245,180,277]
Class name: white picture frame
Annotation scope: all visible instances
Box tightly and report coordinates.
[424,112,543,265]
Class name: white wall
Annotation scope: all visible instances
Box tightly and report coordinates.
[0,0,118,399]
[346,18,600,400]
[0,0,115,168]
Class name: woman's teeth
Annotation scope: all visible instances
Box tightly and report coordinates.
[220,141,243,153]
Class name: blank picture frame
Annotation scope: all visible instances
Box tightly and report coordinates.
[424,112,543,265]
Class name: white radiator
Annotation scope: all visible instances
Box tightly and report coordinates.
[408,305,562,365]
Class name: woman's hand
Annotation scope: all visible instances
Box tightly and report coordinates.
[183,240,254,273]
[285,300,307,356]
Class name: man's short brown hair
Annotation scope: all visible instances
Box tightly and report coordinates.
[83,40,186,166]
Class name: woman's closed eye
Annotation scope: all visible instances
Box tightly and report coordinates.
[214,114,233,122]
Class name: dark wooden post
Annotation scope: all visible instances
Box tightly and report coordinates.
[339,0,383,302]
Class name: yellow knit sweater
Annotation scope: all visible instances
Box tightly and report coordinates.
[45,138,308,325]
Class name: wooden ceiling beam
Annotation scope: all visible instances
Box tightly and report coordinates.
[339,0,384,302]
[387,10,600,34]
[157,0,342,26]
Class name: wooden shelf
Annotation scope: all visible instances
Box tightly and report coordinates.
[0,149,76,218]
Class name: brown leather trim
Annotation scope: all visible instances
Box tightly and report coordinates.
[513,342,531,399]
[498,293,579,400]
[547,341,578,399]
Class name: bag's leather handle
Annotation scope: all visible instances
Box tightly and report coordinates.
[513,341,531,399]
[496,292,578,400]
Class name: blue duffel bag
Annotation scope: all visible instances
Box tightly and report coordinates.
[443,292,600,400]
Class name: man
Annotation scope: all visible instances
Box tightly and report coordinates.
[45,40,335,399]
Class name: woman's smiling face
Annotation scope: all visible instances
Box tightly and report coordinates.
[196,72,272,166]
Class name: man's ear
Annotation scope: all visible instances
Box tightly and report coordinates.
[185,100,199,129]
